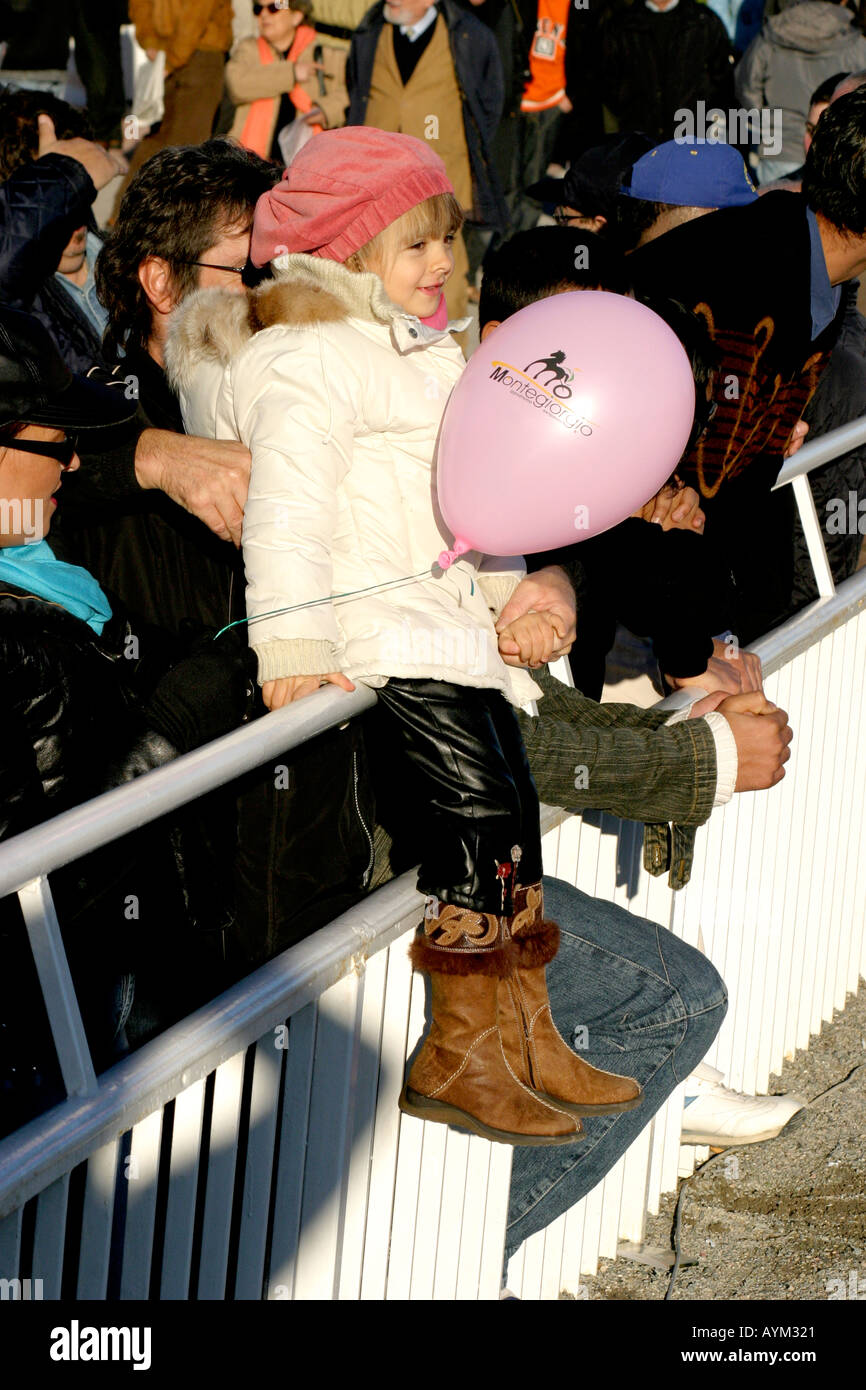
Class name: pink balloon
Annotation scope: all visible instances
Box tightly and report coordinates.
[436,291,695,560]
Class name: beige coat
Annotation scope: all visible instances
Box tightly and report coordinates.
[226,34,349,147]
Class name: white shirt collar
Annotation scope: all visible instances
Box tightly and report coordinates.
[399,6,438,41]
[392,312,471,352]
[645,0,679,10]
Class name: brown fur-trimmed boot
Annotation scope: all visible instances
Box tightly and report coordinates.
[499,884,644,1117]
[399,901,583,1146]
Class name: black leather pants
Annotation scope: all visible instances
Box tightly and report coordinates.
[373,679,543,915]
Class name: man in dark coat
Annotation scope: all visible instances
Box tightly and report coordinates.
[599,0,734,143]
[629,88,866,642]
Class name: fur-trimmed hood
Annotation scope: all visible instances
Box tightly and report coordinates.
[165,253,451,397]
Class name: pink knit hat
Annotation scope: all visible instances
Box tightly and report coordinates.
[250,127,455,267]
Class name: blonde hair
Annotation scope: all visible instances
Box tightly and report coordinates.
[345,193,464,275]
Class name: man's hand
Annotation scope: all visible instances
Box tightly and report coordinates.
[262,672,355,709]
[690,690,793,792]
[633,480,705,533]
[496,565,576,663]
[134,430,252,546]
[37,114,125,190]
[667,638,763,696]
[783,419,809,460]
[498,610,565,669]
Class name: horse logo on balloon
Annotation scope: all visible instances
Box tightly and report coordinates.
[524,349,574,400]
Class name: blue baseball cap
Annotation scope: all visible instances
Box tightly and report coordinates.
[621,140,757,209]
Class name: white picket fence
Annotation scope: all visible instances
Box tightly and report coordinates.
[0,433,864,1300]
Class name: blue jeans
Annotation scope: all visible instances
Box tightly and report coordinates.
[505,876,727,1258]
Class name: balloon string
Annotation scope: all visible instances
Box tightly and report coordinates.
[212,568,436,641]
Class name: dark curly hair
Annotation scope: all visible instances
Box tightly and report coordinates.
[802,86,866,237]
[0,85,92,182]
[95,139,279,355]
[478,226,631,329]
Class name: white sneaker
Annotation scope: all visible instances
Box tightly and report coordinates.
[680,1064,805,1145]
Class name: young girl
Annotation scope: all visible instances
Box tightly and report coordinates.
[167,127,641,1145]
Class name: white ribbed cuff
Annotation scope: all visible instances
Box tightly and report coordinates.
[664,702,738,807]
[704,710,739,806]
[253,639,340,684]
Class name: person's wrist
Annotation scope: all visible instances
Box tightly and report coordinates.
[133,429,164,492]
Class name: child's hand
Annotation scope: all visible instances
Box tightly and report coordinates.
[262,672,355,709]
[498,611,565,669]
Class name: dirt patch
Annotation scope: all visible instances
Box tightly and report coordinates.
[582,978,866,1301]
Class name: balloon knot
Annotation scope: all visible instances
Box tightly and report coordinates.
[437,539,470,570]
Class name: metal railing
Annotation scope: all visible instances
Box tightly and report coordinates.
[0,419,864,1298]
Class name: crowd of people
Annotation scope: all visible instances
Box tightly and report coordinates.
[1,0,865,1274]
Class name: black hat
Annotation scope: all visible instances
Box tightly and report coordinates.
[526,134,654,220]
[0,306,138,433]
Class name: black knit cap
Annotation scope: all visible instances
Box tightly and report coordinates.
[526,133,654,221]
[0,306,137,432]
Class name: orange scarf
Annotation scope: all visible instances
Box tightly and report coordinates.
[240,30,322,160]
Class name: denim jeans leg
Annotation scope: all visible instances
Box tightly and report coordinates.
[505,876,728,1259]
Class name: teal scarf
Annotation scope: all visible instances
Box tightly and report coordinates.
[0,539,112,634]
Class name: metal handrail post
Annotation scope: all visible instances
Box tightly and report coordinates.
[18,877,97,1098]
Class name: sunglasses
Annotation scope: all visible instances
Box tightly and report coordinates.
[2,435,78,466]
[253,2,292,13]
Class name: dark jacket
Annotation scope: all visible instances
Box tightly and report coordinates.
[347,0,508,230]
[630,191,841,639]
[0,578,256,843]
[57,348,246,637]
[0,575,255,1130]
[787,280,866,614]
[0,152,109,374]
[599,0,734,143]
[547,521,726,699]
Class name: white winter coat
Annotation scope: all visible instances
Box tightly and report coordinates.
[166,254,541,707]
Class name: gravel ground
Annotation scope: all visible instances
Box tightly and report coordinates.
[582,977,866,1301]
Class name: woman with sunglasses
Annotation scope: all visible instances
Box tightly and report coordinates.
[226,0,349,162]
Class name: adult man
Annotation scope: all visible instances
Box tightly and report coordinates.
[346,0,507,317]
[630,88,866,641]
[78,139,374,974]
[57,140,277,635]
[598,0,734,144]
[618,136,757,249]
